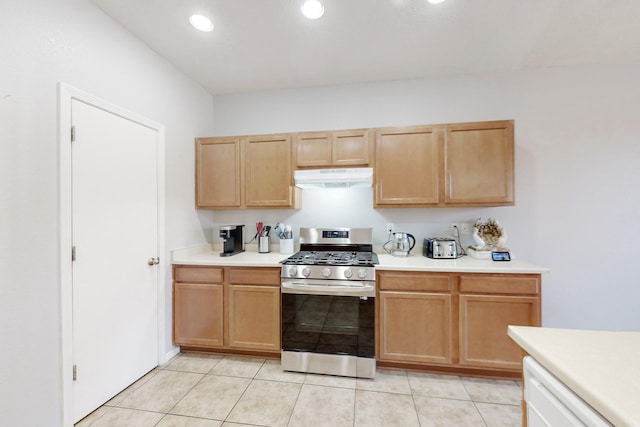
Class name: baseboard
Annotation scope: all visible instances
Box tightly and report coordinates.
[161,346,180,365]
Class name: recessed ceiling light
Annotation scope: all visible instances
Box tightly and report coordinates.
[301,0,325,19]
[427,0,447,4]
[189,14,214,32]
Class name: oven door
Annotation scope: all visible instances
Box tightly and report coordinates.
[281,280,375,378]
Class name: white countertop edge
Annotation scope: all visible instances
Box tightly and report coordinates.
[173,257,288,267]
[170,243,214,261]
[508,325,640,427]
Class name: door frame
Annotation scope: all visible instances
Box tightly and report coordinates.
[58,83,167,427]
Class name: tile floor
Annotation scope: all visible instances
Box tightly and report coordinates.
[75,353,523,427]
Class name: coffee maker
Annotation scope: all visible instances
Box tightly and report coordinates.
[219,225,245,257]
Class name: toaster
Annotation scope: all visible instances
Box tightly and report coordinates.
[423,238,458,259]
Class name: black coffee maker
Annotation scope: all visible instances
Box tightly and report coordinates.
[219,225,245,257]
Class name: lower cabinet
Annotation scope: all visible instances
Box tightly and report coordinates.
[173,265,540,373]
[458,274,540,371]
[377,270,541,376]
[173,265,281,354]
[228,284,280,352]
[174,282,224,347]
[378,272,452,364]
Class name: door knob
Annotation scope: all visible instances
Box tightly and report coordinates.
[147,257,160,266]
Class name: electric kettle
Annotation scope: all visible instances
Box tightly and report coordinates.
[383,232,416,257]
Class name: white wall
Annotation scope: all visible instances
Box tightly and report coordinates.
[209,62,640,333]
[0,0,213,425]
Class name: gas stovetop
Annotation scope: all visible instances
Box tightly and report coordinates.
[280,227,377,282]
[281,250,378,267]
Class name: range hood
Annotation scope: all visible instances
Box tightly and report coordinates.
[294,168,373,189]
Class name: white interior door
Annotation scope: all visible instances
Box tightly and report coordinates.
[71,99,159,422]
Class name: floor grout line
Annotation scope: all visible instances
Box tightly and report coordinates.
[284,378,305,427]
[78,353,524,427]
[220,357,266,425]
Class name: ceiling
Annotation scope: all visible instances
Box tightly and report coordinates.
[92,0,640,95]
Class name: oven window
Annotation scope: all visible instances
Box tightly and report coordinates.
[282,294,374,358]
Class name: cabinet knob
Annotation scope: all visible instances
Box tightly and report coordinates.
[148,257,160,266]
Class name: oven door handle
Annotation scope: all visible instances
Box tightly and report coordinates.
[281,282,375,297]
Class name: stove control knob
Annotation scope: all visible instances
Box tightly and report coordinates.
[322,268,332,278]
[343,269,353,279]
[357,269,368,279]
[301,267,311,277]
[288,266,298,277]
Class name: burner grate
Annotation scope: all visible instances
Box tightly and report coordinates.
[282,250,377,266]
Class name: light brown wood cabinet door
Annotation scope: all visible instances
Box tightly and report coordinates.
[444,121,514,206]
[374,126,440,206]
[245,135,293,207]
[295,129,370,168]
[459,294,539,370]
[228,284,281,351]
[173,283,224,347]
[332,129,371,166]
[295,132,332,167]
[378,291,452,364]
[195,137,242,208]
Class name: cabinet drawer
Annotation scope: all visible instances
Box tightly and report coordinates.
[459,275,540,295]
[174,266,224,284]
[229,268,281,286]
[378,272,452,292]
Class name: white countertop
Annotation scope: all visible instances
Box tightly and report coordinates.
[171,244,289,267]
[171,244,548,274]
[375,252,548,274]
[508,326,640,427]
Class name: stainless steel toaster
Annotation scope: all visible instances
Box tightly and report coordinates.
[423,238,458,259]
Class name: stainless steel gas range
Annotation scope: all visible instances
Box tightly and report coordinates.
[280,227,378,378]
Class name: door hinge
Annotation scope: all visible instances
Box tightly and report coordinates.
[71,126,76,142]
[73,365,77,381]
[72,246,76,261]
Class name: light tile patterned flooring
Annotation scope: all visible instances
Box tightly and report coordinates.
[75,353,523,427]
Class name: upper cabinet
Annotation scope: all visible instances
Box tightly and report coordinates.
[245,134,297,208]
[196,137,242,208]
[196,120,514,210]
[196,135,300,210]
[374,120,514,208]
[374,126,440,207]
[295,132,331,167]
[295,129,371,168]
[444,121,514,206]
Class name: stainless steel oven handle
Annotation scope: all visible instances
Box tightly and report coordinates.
[281,282,375,297]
